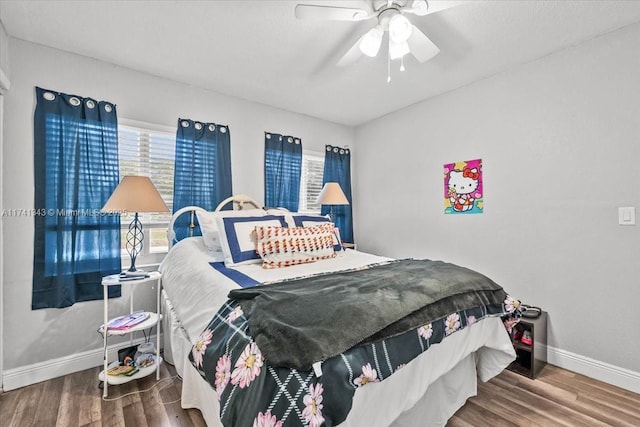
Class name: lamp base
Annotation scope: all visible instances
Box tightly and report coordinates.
[124,212,145,277]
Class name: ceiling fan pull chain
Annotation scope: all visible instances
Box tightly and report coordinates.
[400,56,405,72]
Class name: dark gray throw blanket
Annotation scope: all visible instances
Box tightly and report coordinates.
[229,259,509,370]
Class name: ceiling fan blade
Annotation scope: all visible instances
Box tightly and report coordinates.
[336,34,366,67]
[407,25,440,62]
[295,4,371,21]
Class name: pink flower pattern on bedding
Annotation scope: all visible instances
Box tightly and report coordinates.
[192,328,213,368]
[418,323,433,340]
[354,363,380,387]
[231,342,264,389]
[302,383,325,427]
[215,354,231,400]
[253,410,283,427]
[445,313,461,335]
[189,284,521,426]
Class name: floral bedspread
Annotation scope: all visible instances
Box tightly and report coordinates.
[189,294,520,426]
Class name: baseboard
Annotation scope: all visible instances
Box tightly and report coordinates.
[4,340,638,394]
[546,345,640,394]
[2,334,163,392]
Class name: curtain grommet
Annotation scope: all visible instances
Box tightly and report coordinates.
[69,97,81,107]
[86,100,96,109]
[266,133,271,139]
[339,149,345,154]
[220,127,227,133]
[195,122,203,130]
[104,104,113,113]
[181,120,190,128]
[333,147,339,153]
[43,92,56,101]
[326,146,332,152]
[287,137,293,143]
[208,124,216,132]
[294,139,301,144]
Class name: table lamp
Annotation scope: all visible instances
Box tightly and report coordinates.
[102,176,169,276]
[317,182,349,223]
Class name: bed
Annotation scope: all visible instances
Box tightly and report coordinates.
[159,195,518,427]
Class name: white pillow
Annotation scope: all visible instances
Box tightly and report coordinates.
[196,209,266,253]
[216,215,288,267]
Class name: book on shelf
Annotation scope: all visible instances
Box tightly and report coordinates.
[107,312,150,330]
[107,365,139,376]
[118,273,150,281]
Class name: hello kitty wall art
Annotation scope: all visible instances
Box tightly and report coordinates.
[444,159,483,214]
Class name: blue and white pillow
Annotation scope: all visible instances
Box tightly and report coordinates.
[289,215,343,251]
[216,215,288,267]
[196,209,266,254]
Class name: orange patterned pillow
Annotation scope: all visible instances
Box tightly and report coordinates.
[254,223,337,269]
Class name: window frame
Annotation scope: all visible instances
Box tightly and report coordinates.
[118,118,176,267]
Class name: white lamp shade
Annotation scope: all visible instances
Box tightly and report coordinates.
[359,26,384,57]
[411,0,429,16]
[317,182,350,205]
[389,40,410,60]
[389,14,412,43]
[102,176,169,213]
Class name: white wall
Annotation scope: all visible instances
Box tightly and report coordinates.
[1,37,353,374]
[354,22,640,374]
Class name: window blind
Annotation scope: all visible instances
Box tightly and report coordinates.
[299,151,325,213]
[118,124,175,254]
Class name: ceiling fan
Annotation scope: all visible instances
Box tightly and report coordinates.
[295,0,450,78]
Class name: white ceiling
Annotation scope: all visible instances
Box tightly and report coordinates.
[2,0,640,126]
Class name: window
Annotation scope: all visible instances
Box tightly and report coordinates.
[118,120,175,265]
[298,151,325,213]
[32,88,121,308]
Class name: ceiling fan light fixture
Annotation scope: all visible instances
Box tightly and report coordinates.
[410,0,430,16]
[388,14,412,43]
[389,40,410,60]
[359,26,384,57]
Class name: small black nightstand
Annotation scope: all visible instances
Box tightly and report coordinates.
[507,310,547,379]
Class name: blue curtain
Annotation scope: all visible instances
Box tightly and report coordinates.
[32,87,121,309]
[321,145,354,243]
[264,132,302,211]
[173,119,232,241]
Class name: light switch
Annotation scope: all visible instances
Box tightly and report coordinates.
[618,207,636,225]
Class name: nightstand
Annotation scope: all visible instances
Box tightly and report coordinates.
[98,271,163,397]
[507,310,547,379]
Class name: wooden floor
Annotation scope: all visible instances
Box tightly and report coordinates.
[449,365,640,427]
[1,362,639,426]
